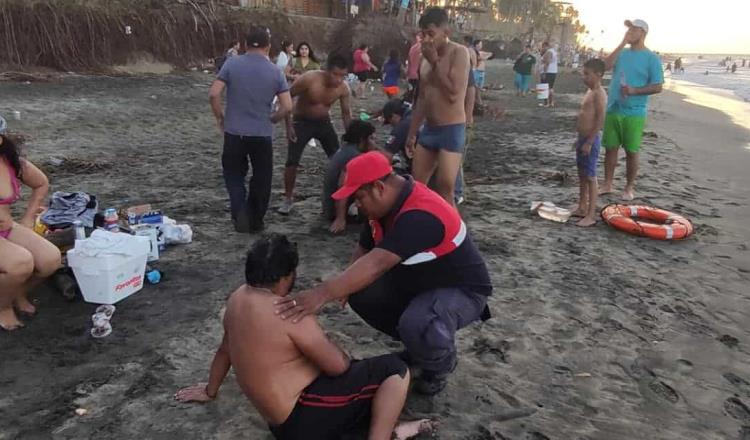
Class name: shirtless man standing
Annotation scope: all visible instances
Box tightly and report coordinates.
[406,7,470,206]
[175,234,433,440]
[279,54,352,215]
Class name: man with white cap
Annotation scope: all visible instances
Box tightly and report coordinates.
[600,19,663,200]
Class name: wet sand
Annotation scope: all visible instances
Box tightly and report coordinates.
[1,62,749,439]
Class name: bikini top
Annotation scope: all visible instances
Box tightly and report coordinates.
[0,158,21,205]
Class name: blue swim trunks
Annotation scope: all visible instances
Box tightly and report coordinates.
[474,70,486,88]
[576,133,601,178]
[419,123,466,153]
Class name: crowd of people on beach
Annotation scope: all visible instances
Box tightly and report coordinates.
[0,6,666,440]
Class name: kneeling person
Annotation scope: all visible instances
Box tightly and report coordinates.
[322,120,377,234]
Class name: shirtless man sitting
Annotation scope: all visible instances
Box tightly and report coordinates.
[279,54,353,215]
[406,7,470,206]
[175,234,433,440]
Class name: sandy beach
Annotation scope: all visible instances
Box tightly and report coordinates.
[1,61,749,439]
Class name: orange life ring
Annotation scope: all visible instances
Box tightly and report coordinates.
[600,204,694,240]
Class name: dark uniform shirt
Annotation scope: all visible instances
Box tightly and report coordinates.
[359,177,493,297]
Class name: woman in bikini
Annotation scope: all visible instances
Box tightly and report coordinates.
[0,125,61,331]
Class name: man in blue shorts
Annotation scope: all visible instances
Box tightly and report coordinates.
[600,19,664,200]
[405,8,470,206]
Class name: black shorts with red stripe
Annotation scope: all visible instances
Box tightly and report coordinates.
[269,354,407,440]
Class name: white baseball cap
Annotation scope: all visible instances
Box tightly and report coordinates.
[625,19,649,33]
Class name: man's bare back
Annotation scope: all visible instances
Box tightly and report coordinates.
[224,286,321,425]
[292,71,351,120]
[418,41,470,126]
[577,86,606,136]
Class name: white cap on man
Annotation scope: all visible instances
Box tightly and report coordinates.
[625,19,649,33]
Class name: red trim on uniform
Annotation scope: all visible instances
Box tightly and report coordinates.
[298,384,380,408]
[371,181,462,260]
[301,384,380,402]
[298,394,378,408]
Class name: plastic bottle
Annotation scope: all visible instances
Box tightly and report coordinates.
[619,71,628,101]
[104,208,119,233]
[73,220,86,240]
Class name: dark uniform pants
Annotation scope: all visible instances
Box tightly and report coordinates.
[348,274,487,374]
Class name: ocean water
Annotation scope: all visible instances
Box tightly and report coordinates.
[668,56,750,102]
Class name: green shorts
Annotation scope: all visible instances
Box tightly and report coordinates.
[602,113,646,153]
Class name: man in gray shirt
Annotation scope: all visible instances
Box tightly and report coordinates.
[209,26,293,232]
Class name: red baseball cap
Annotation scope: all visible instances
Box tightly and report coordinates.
[332,151,393,200]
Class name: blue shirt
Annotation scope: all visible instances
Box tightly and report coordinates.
[217,53,289,137]
[607,48,663,117]
[383,61,401,87]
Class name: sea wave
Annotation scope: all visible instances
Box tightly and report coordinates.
[668,56,750,102]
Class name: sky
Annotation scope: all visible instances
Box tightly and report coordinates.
[568,0,750,55]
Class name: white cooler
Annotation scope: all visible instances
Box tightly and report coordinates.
[68,230,150,305]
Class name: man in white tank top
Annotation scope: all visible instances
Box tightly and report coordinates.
[540,41,558,107]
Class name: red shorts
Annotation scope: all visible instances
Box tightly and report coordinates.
[383,86,400,97]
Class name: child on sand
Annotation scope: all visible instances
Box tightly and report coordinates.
[573,59,607,227]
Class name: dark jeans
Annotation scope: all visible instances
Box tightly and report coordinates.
[348,274,487,374]
[222,133,273,229]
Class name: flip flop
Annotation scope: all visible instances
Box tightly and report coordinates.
[575,219,598,228]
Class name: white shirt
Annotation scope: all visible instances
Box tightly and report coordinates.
[544,48,558,74]
[276,51,289,70]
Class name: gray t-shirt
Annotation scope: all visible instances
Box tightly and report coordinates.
[322,143,361,219]
[217,53,289,138]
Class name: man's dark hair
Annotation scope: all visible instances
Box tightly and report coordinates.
[387,49,399,63]
[342,120,375,144]
[245,234,298,287]
[419,7,449,29]
[246,26,270,49]
[584,58,606,75]
[542,41,550,48]
[281,40,292,50]
[358,44,369,50]
[327,53,349,71]
[473,39,482,46]
[525,44,531,49]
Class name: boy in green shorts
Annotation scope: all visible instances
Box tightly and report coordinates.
[600,19,663,200]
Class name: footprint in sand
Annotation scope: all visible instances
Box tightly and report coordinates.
[718,334,740,349]
[648,380,680,404]
[676,359,694,374]
[724,373,750,396]
[472,337,510,363]
[725,397,750,423]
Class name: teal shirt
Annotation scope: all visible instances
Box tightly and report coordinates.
[607,48,664,117]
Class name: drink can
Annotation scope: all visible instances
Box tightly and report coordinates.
[73,220,86,240]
